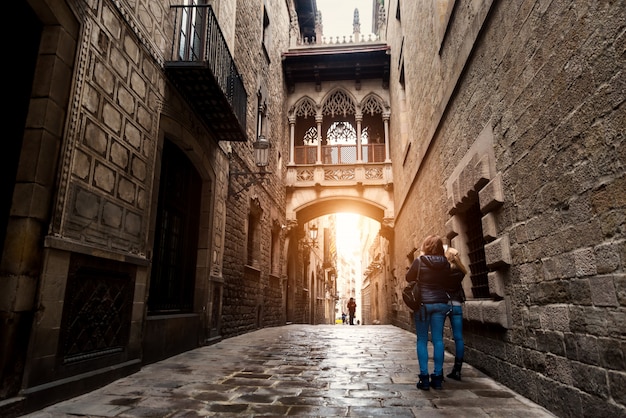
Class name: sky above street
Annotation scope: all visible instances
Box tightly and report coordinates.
[316,0,374,38]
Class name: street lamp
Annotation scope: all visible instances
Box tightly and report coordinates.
[229,135,271,197]
[309,224,318,241]
[302,224,318,249]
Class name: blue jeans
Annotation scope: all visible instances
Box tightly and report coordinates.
[414,303,450,376]
[448,304,464,359]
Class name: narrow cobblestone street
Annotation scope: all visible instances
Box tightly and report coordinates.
[22,324,556,417]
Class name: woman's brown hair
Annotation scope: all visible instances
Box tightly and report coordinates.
[421,235,444,256]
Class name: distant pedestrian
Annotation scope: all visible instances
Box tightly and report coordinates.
[341,312,346,324]
[347,298,357,325]
[444,247,468,381]
[405,235,453,390]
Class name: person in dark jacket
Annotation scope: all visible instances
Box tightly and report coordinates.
[347,298,357,325]
[405,235,452,390]
[443,247,468,381]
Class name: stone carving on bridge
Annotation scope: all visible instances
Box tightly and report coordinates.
[324,168,356,181]
[365,167,383,179]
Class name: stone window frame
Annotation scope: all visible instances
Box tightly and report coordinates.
[444,123,511,329]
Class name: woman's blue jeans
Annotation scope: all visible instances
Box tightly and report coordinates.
[448,304,464,359]
[414,303,450,376]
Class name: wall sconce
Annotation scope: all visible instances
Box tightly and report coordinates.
[229,135,271,197]
[302,224,318,249]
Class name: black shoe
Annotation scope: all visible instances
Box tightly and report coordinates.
[430,374,443,390]
[446,357,463,381]
[416,374,430,390]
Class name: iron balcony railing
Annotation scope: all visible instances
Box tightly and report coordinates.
[294,144,386,165]
[165,5,247,141]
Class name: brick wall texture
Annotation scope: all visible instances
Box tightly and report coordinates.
[386,1,625,416]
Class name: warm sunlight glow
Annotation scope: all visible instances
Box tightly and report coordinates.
[336,213,360,251]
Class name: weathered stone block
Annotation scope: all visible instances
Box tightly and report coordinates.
[130,70,147,99]
[482,212,498,242]
[588,275,619,307]
[125,211,142,236]
[102,201,122,228]
[573,247,597,277]
[488,270,505,299]
[542,253,577,280]
[110,46,129,79]
[485,234,511,268]
[74,187,99,219]
[94,161,116,194]
[103,102,122,134]
[94,60,115,95]
[110,141,129,169]
[594,241,621,274]
[572,362,609,398]
[444,215,459,240]
[545,353,573,385]
[536,331,566,357]
[479,172,504,213]
[117,85,135,114]
[85,120,108,155]
[124,121,142,149]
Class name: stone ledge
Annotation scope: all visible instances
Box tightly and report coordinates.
[485,234,511,269]
[464,299,510,328]
[44,235,149,265]
[479,172,504,214]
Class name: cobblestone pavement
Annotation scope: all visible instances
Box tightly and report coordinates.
[21,324,556,417]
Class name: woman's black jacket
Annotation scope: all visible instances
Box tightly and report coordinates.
[405,255,456,304]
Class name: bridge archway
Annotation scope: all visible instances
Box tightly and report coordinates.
[282,189,394,325]
[286,183,395,230]
[294,197,385,225]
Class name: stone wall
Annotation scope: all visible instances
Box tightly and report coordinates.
[386,0,625,416]
[220,0,291,337]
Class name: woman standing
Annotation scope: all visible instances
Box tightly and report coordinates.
[405,235,452,390]
[444,247,468,380]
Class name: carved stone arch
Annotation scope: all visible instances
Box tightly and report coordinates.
[295,197,387,226]
[321,88,357,117]
[360,93,386,116]
[290,96,318,119]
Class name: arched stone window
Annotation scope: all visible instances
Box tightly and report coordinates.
[360,94,386,162]
[322,90,357,163]
[293,97,318,164]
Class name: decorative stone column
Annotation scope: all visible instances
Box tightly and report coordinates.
[383,111,390,162]
[315,114,323,164]
[288,115,295,165]
[356,113,363,162]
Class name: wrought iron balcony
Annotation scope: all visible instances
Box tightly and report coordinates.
[165,5,247,142]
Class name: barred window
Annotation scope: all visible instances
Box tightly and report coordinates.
[461,197,489,298]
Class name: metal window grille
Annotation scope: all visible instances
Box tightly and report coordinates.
[463,198,490,298]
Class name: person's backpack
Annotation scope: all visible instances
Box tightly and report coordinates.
[402,261,422,311]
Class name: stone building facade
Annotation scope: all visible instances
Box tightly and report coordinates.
[385,1,625,417]
[1,0,293,415]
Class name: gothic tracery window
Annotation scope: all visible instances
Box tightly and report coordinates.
[303,126,317,145]
[327,121,356,145]
[296,97,316,119]
[322,90,355,117]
